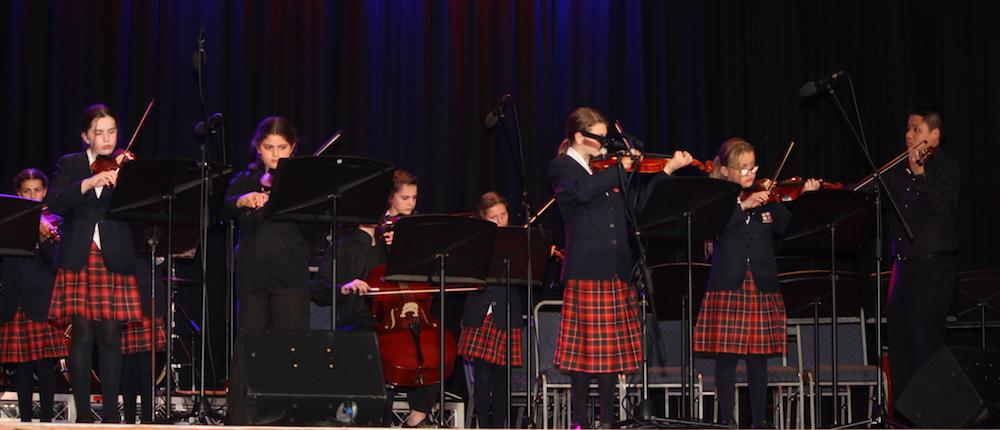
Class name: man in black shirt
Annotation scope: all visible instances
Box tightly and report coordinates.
[885,105,960,418]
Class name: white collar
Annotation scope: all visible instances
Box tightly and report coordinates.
[566,146,592,175]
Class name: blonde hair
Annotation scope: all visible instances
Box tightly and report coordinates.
[710,138,755,180]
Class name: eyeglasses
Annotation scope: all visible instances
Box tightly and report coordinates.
[579,130,612,145]
[727,164,760,176]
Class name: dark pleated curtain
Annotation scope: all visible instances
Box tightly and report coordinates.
[2,0,998,387]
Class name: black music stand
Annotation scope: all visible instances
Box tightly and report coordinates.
[0,195,43,257]
[384,215,497,427]
[780,189,873,427]
[485,226,551,427]
[262,155,394,331]
[637,177,741,422]
[951,271,1000,348]
[109,159,233,422]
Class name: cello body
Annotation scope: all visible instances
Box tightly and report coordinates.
[367,264,457,387]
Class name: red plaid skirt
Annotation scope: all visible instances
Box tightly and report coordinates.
[458,313,523,366]
[0,310,68,363]
[693,269,786,355]
[49,243,143,322]
[121,316,167,354]
[555,278,642,373]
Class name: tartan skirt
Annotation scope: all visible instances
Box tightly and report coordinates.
[0,309,68,363]
[555,278,642,373]
[458,313,523,366]
[693,269,786,355]
[121,316,167,354]
[49,243,143,322]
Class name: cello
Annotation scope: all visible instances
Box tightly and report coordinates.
[366,264,459,387]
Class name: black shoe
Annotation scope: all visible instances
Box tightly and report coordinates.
[402,417,436,428]
[752,420,774,429]
[717,419,738,429]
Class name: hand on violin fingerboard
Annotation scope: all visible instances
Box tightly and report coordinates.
[663,150,694,175]
[802,178,822,192]
[81,169,118,193]
[741,190,770,210]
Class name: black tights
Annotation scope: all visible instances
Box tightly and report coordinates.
[121,352,153,423]
[472,358,510,428]
[70,317,122,423]
[570,372,617,427]
[15,358,56,422]
[715,353,768,426]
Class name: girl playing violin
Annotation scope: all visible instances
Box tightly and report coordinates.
[548,107,693,428]
[0,169,67,422]
[222,117,317,330]
[46,105,145,423]
[457,191,523,428]
[693,138,819,428]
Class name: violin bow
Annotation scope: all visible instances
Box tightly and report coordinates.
[123,98,155,155]
[766,138,796,192]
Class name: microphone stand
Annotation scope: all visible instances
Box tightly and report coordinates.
[488,93,535,428]
[168,23,229,424]
[607,130,690,428]
[809,74,910,429]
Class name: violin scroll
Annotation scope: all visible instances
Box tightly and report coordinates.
[915,146,937,167]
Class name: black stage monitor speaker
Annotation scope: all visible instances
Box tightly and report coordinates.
[228,329,386,426]
[896,346,1000,428]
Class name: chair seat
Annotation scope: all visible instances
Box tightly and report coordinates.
[631,366,686,385]
[804,364,880,384]
[541,367,574,385]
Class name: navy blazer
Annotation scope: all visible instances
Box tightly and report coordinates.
[705,201,791,294]
[548,154,666,281]
[46,152,136,275]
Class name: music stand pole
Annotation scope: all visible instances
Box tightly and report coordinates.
[808,78,912,428]
[636,177,741,423]
[385,215,496,427]
[485,226,551,427]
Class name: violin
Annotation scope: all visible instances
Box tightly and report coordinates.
[851,145,937,191]
[365,264,458,387]
[742,177,843,204]
[590,152,715,173]
[90,98,154,175]
[915,146,937,167]
[40,205,60,243]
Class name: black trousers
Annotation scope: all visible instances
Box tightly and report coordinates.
[886,255,955,405]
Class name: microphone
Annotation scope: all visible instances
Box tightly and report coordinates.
[484,93,511,128]
[195,113,223,136]
[192,23,206,71]
[798,70,845,97]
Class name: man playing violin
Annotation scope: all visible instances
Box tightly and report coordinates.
[884,106,959,423]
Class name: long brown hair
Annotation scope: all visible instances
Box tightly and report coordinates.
[556,107,607,157]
